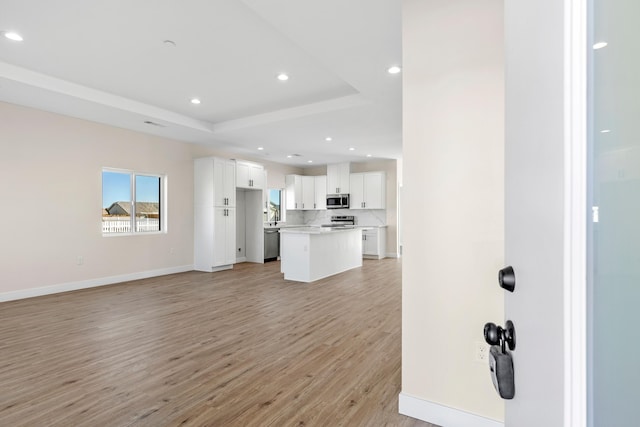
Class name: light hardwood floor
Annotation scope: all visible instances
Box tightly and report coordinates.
[0,259,436,427]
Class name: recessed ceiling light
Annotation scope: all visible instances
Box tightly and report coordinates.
[387,65,402,74]
[325,137,332,142]
[3,31,23,42]
[163,40,176,47]
[366,154,372,157]
[600,129,611,133]
[307,160,313,163]
[277,73,289,81]
[593,41,608,50]
[287,155,293,158]
[190,98,201,105]
[257,147,264,150]
[349,147,355,151]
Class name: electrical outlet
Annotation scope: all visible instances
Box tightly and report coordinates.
[475,342,488,364]
[76,256,84,266]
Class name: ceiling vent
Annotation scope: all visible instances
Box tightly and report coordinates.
[144,120,166,127]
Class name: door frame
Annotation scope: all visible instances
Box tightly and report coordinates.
[564,0,588,425]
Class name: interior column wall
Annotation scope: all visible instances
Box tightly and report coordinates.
[401,0,505,423]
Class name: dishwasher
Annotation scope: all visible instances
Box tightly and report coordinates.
[264,228,280,261]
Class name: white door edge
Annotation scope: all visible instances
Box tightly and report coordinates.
[564,0,588,426]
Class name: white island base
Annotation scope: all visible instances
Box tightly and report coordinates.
[279,227,363,283]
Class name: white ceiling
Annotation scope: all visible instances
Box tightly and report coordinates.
[0,0,402,167]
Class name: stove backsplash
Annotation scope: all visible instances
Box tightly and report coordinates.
[285,209,386,227]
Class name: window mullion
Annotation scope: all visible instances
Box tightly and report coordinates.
[158,176,162,232]
[131,172,136,233]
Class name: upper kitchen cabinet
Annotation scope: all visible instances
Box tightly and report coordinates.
[301,176,315,210]
[236,160,264,190]
[285,175,303,210]
[326,162,350,194]
[194,157,236,208]
[349,172,386,210]
[315,175,327,210]
[286,175,327,210]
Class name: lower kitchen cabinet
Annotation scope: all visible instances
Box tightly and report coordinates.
[362,227,386,259]
[194,205,236,271]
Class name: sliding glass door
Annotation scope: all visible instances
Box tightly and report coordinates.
[589,0,640,425]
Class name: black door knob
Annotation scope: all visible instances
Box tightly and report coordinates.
[484,320,516,351]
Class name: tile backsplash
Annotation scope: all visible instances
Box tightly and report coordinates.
[285,209,386,226]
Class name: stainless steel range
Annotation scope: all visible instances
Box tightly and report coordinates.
[321,215,356,228]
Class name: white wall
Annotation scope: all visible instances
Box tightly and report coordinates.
[235,189,247,259]
[0,101,194,299]
[401,0,505,424]
[264,161,304,190]
[0,101,337,300]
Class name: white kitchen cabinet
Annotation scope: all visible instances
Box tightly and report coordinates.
[212,207,236,266]
[236,160,264,189]
[195,157,235,208]
[279,227,362,282]
[362,227,386,259]
[193,206,236,270]
[286,174,327,210]
[326,162,350,194]
[285,175,303,210]
[315,175,327,210]
[349,171,386,210]
[194,157,237,272]
[301,176,315,210]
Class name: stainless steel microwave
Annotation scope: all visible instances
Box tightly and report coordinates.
[326,194,349,209]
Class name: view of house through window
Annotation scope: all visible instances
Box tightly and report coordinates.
[102,170,162,234]
[266,189,284,223]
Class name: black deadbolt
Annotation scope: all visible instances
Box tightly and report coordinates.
[499,266,516,292]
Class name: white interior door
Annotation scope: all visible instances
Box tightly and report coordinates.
[504,0,578,425]
[506,0,640,425]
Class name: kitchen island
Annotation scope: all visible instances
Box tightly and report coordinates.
[279,227,362,283]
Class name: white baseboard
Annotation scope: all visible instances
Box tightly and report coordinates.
[386,251,399,258]
[398,393,503,427]
[0,265,194,302]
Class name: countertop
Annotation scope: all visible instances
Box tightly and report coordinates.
[264,224,387,230]
[278,226,363,234]
[263,224,306,229]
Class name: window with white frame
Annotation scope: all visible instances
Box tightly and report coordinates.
[102,169,165,234]
[265,188,285,223]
